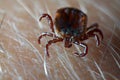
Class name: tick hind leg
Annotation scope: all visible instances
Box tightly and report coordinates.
[74,42,88,57]
[45,38,63,57]
[39,14,55,33]
[86,23,103,46]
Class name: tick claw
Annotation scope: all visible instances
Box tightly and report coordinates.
[74,52,87,57]
[80,53,87,57]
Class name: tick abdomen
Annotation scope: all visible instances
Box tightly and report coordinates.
[55,7,87,37]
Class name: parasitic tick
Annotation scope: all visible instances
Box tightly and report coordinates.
[38,7,103,57]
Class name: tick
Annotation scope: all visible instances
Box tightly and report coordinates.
[38,7,103,57]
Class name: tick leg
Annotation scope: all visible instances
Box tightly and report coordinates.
[87,28,103,46]
[39,14,54,33]
[38,32,57,44]
[87,23,103,40]
[87,23,99,32]
[45,38,63,57]
[87,32,100,46]
[95,34,100,46]
[74,42,88,57]
[89,28,103,40]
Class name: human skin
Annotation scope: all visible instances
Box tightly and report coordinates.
[0,0,120,80]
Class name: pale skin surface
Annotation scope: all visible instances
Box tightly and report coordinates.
[0,0,120,80]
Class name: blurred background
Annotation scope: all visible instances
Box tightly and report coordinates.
[0,0,120,80]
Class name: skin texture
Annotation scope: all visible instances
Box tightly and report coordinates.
[38,7,103,57]
[0,0,120,80]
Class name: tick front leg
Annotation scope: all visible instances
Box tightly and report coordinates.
[74,42,88,57]
[38,32,57,44]
[45,38,63,57]
[39,14,54,33]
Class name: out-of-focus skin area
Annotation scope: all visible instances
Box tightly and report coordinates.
[0,0,120,80]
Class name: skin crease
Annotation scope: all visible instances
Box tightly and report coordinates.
[0,0,120,80]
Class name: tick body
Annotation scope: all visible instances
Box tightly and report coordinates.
[38,7,103,57]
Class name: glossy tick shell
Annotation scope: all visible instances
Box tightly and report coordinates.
[55,8,87,40]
